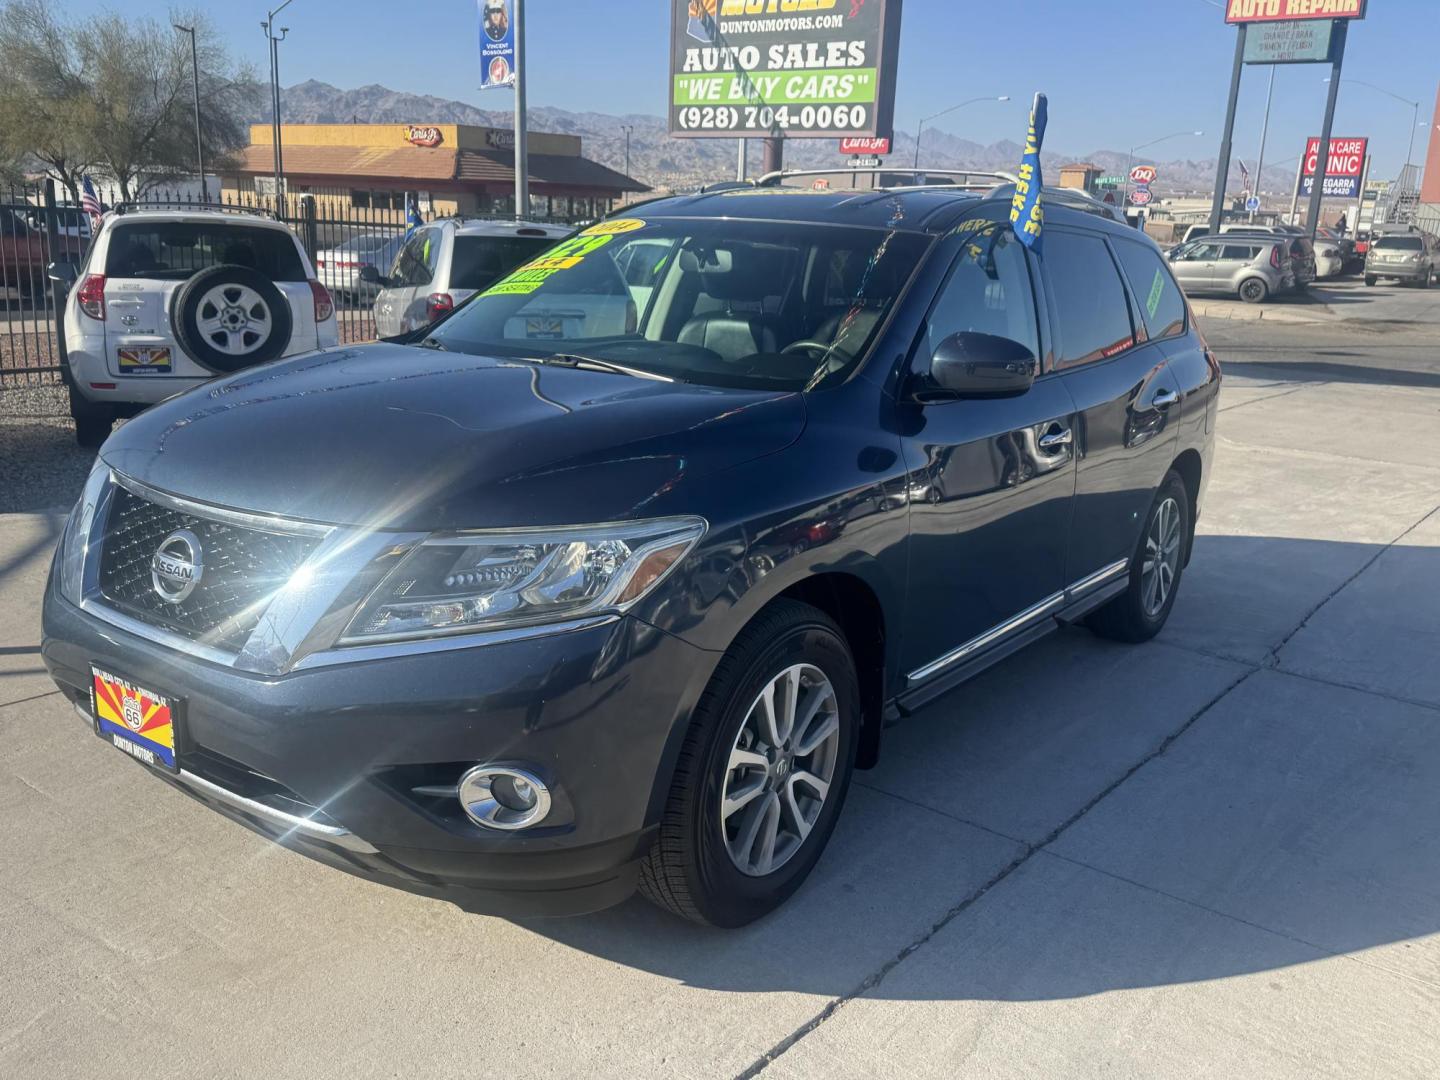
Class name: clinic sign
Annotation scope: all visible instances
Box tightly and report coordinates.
[668,0,903,139]
[1225,0,1366,23]
[1299,136,1368,198]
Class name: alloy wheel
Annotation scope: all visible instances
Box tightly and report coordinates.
[1141,496,1182,617]
[196,283,273,356]
[721,663,840,877]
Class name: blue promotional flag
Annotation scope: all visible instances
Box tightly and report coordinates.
[478,0,517,89]
[1010,93,1048,252]
[405,194,423,236]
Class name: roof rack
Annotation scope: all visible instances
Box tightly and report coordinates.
[753,167,1021,192]
[111,201,280,221]
[984,183,1126,223]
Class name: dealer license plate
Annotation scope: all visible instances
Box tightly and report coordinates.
[90,665,179,772]
[117,347,172,373]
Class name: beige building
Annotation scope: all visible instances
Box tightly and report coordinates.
[223,122,647,221]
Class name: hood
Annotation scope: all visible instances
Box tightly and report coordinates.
[101,344,805,530]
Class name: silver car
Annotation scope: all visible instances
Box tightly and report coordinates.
[370,219,568,337]
[1167,237,1293,303]
[1364,232,1436,288]
[316,232,404,302]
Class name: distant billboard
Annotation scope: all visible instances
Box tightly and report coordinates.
[1242,18,1335,63]
[1299,136,1368,198]
[668,0,902,139]
[1225,0,1366,24]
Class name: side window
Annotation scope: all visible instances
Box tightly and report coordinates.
[1113,237,1187,340]
[1043,231,1135,369]
[391,228,439,287]
[924,221,1039,362]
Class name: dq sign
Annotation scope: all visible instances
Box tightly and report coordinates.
[1129,165,1158,185]
[1299,136,1368,198]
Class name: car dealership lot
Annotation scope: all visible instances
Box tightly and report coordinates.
[2,310,1439,1079]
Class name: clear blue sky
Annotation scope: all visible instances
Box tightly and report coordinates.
[68,0,1438,179]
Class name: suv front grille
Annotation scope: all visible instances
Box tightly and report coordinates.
[96,483,321,653]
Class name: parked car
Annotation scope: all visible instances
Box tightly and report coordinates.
[1167,236,1293,302]
[50,208,338,447]
[1,206,52,304]
[42,187,1219,926]
[1364,232,1436,287]
[369,219,568,337]
[24,205,94,243]
[315,232,403,302]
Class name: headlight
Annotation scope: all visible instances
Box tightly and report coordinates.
[340,517,706,644]
[57,463,111,605]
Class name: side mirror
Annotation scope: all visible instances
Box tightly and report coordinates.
[358,264,386,285]
[925,331,1036,400]
[47,260,79,288]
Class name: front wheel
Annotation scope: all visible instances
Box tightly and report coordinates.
[1088,471,1191,644]
[639,600,860,927]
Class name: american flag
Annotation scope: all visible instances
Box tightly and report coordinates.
[80,176,103,223]
[1238,160,1252,195]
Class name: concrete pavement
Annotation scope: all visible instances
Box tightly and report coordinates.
[2,315,1438,1079]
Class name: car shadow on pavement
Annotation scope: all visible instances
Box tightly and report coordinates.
[514,534,1440,1002]
[1217,357,1440,390]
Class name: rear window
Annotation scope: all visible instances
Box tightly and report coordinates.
[1221,245,1260,261]
[1374,236,1423,251]
[449,235,556,291]
[104,222,306,280]
[1113,238,1186,340]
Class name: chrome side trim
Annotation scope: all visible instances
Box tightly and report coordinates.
[907,559,1131,686]
[76,703,377,854]
[289,614,621,671]
[908,592,1066,685]
[111,470,335,537]
[1068,559,1130,598]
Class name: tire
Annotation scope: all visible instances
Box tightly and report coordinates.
[1238,278,1268,304]
[1422,268,1434,290]
[172,264,294,373]
[1088,471,1191,644]
[639,599,860,927]
[69,384,115,449]
[1364,275,1377,287]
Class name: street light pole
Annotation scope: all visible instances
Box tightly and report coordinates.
[172,24,206,203]
[513,0,529,221]
[1250,65,1276,222]
[621,124,633,204]
[914,95,1010,169]
[262,0,297,209]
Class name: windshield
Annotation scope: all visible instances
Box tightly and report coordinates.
[427,216,930,391]
[1374,236,1423,251]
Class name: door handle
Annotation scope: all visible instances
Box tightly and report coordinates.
[1152,389,1181,409]
[1038,428,1073,451]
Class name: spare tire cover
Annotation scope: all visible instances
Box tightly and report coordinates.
[172,264,295,373]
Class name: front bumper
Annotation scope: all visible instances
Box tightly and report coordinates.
[43,590,712,916]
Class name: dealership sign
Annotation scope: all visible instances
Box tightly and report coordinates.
[840,136,891,155]
[669,0,903,139]
[1242,18,1335,63]
[1299,136,1368,198]
[1225,0,1366,24]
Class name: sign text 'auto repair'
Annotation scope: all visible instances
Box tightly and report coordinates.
[1225,0,1366,24]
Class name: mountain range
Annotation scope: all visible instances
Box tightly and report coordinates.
[263,80,1300,197]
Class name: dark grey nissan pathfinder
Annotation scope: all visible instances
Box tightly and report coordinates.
[43,186,1219,926]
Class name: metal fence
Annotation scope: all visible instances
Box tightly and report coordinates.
[0,180,570,390]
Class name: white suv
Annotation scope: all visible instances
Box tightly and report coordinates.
[369,218,567,338]
[54,208,338,446]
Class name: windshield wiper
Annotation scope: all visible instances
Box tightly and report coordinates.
[532,352,674,382]
[418,336,449,351]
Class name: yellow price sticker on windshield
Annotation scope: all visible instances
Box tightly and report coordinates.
[581,218,647,236]
[482,233,621,297]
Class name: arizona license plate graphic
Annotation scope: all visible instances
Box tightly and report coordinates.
[117,347,172,373]
[91,666,178,771]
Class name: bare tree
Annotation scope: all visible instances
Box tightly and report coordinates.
[0,2,260,201]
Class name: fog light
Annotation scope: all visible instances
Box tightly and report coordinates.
[458,765,551,831]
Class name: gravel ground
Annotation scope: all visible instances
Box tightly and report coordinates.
[0,383,96,514]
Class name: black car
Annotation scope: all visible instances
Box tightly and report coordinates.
[43,186,1220,927]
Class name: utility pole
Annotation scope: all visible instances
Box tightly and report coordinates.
[1208,23,1248,237]
[513,0,529,221]
[1250,65,1276,222]
[737,137,748,182]
[173,24,206,202]
[1305,21,1349,240]
[621,124,633,204]
[262,1,296,209]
